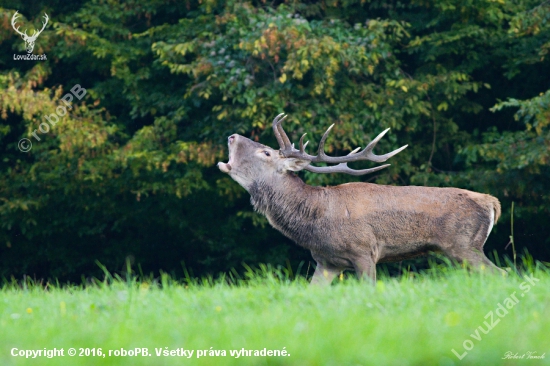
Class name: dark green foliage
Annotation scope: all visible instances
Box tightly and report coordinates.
[0,0,548,281]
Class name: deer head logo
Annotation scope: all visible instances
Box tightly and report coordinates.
[11,11,49,54]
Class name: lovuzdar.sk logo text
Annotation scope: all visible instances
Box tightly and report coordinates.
[11,11,48,61]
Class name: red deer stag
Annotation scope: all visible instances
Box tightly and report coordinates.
[218,113,504,284]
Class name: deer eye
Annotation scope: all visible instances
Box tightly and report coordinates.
[263,151,271,157]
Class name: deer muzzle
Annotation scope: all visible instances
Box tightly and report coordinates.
[218,134,237,173]
[217,162,232,172]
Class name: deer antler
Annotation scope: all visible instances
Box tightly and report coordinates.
[32,13,49,38]
[11,11,29,38]
[272,113,408,175]
[11,12,48,39]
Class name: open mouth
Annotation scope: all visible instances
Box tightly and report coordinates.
[217,160,232,173]
[217,135,235,173]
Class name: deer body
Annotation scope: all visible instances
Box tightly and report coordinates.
[219,114,504,284]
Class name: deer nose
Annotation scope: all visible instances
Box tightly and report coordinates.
[228,135,236,144]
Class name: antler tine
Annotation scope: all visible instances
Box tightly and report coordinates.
[356,128,409,163]
[298,133,308,153]
[11,11,28,37]
[273,113,293,149]
[304,163,391,176]
[365,128,390,152]
[313,124,335,162]
[272,113,288,149]
[11,11,20,26]
[35,13,49,36]
[369,143,409,162]
[277,120,292,148]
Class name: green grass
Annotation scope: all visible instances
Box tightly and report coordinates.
[1,262,549,366]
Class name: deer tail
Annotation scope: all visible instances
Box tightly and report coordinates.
[490,196,501,224]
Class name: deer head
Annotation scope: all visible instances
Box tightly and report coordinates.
[218,113,408,189]
[11,11,49,54]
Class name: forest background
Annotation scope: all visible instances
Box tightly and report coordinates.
[0,0,548,281]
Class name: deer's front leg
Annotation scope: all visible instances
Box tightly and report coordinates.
[353,256,377,285]
[310,261,341,286]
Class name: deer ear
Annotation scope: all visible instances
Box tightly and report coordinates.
[282,157,310,172]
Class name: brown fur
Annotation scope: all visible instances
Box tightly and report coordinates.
[219,134,505,285]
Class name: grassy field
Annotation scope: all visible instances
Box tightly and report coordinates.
[1,262,549,366]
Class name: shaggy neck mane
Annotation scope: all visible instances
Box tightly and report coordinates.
[248,173,324,249]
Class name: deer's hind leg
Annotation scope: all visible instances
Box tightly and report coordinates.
[451,248,505,274]
[443,218,506,275]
